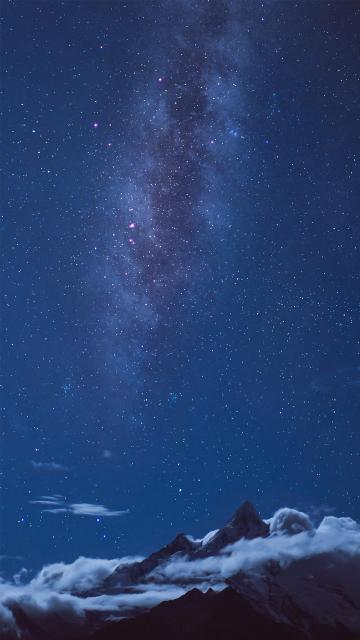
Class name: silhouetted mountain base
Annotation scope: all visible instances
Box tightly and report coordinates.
[90,587,360,640]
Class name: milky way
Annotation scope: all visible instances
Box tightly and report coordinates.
[94,0,248,382]
[3,0,359,577]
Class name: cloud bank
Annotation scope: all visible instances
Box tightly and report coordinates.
[1,508,359,638]
[153,511,360,583]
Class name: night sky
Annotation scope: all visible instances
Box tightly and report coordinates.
[1,0,360,576]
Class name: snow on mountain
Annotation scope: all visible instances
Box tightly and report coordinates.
[1,501,360,639]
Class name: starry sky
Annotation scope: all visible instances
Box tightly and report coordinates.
[1,0,360,576]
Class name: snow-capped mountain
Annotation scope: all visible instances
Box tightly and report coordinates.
[2,502,360,639]
[94,500,269,596]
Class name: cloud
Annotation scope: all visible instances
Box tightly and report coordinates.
[0,585,187,639]
[57,504,130,517]
[268,507,314,535]
[29,557,133,594]
[30,496,129,517]
[31,461,68,472]
[153,510,360,583]
[13,568,30,586]
[0,601,17,637]
[1,508,360,638]
[30,495,66,506]
[0,556,182,639]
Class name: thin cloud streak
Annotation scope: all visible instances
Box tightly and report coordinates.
[30,461,68,472]
[30,496,129,517]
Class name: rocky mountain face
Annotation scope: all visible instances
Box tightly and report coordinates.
[90,587,306,640]
[5,501,360,640]
[90,586,359,640]
[196,500,270,555]
[82,501,360,639]
[94,500,270,596]
[96,531,196,595]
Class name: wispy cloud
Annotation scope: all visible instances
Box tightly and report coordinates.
[30,496,129,517]
[31,461,68,472]
[30,494,65,506]
[47,504,130,517]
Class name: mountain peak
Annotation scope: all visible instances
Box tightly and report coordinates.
[229,500,264,528]
[200,500,269,554]
[165,533,195,554]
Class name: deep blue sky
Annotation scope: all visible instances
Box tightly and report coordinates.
[1,0,359,576]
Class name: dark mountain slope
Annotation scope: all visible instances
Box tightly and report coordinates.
[198,500,269,555]
[93,501,268,595]
[90,586,359,640]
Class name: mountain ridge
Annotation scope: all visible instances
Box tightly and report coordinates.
[90,499,268,595]
[3,501,360,640]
